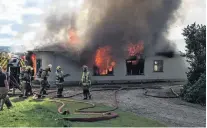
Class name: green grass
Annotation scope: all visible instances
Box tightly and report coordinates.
[0,97,166,127]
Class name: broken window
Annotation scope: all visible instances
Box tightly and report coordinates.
[153,60,163,72]
[93,65,114,76]
[126,55,145,75]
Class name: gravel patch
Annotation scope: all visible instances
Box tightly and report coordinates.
[118,89,206,127]
[57,87,206,127]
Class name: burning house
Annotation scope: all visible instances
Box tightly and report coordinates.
[32,41,188,85]
[29,0,187,85]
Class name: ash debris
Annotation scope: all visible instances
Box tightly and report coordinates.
[40,0,181,64]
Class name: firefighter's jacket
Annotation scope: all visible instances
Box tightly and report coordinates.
[81,71,91,86]
[20,71,30,83]
[41,68,50,79]
[56,71,64,84]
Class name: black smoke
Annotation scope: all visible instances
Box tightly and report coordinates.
[42,0,181,65]
[156,51,175,58]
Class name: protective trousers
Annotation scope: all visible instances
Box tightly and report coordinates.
[40,85,46,95]
[0,87,8,111]
[82,85,91,100]
[56,83,63,97]
[4,95,12,109]
[28,84,33,96]
[40,80,47,96]
[22,82,30,97]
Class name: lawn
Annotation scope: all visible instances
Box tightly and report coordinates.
[0,97,166,127]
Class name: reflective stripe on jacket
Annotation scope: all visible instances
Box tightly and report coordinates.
[81,71,91,86]
[56,71,64,83]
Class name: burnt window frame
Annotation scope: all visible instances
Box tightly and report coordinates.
[153,60,164,72]
[93,65,115,76]
[126,55,145,76]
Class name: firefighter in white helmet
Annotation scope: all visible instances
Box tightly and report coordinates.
[81,65,91,100]
[55,66,64,97]
[39,64,52,96]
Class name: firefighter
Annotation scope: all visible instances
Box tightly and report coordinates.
[21,66,31,98]
[39,76,49,97]
[39,64,52,95]
[27,66,33,96]
[0,66,9,111]
[55,66,64,97]
[19,66,25,97]
[81,65,91,100]
[19,66,26,93]
[41,64,52,80]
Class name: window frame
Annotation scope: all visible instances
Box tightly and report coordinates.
[125,56,145,76]
[93,65,115,76]
[153,60,164,72]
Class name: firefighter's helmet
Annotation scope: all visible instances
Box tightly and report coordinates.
[56,66,61,70]
[83,65,88,71]
[48,64,52,69]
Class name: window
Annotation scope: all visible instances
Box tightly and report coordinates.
[93,65,114,76]
[153,60,163,72]
[36,59,42,72]
[126,55,145,75]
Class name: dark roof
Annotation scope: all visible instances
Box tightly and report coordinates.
[33,43,69,52]
[33,43,184,58]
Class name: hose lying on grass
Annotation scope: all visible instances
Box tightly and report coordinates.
[10,77,178,122]
[48,86,164,122]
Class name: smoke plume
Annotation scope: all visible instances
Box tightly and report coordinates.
[41,0,181,65]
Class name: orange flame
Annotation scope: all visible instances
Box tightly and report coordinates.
[128,40,144,57]
[31,54,36,76]
[68,28,80,45]
[95,46,116,75]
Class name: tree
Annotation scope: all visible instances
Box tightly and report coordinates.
[181,23,206,105]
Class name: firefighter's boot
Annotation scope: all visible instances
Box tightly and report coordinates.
[5,96,12,109]
[83,91,87,100]
[23,90,28,98]
[87,90,91,100]
[88,94,92,99]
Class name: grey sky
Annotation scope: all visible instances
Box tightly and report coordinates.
[167,0,206,52]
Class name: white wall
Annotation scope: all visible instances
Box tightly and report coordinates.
[35,52,188,83]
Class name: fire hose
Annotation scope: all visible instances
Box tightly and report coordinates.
[45,86,162,122]
[9,76,178,123]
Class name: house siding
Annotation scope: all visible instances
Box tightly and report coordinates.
[34,51,188,84]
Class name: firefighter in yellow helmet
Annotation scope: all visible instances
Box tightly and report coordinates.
[55,66,64,97]
[81,65,91,100]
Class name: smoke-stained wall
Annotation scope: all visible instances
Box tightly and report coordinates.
[34,51,187,84]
